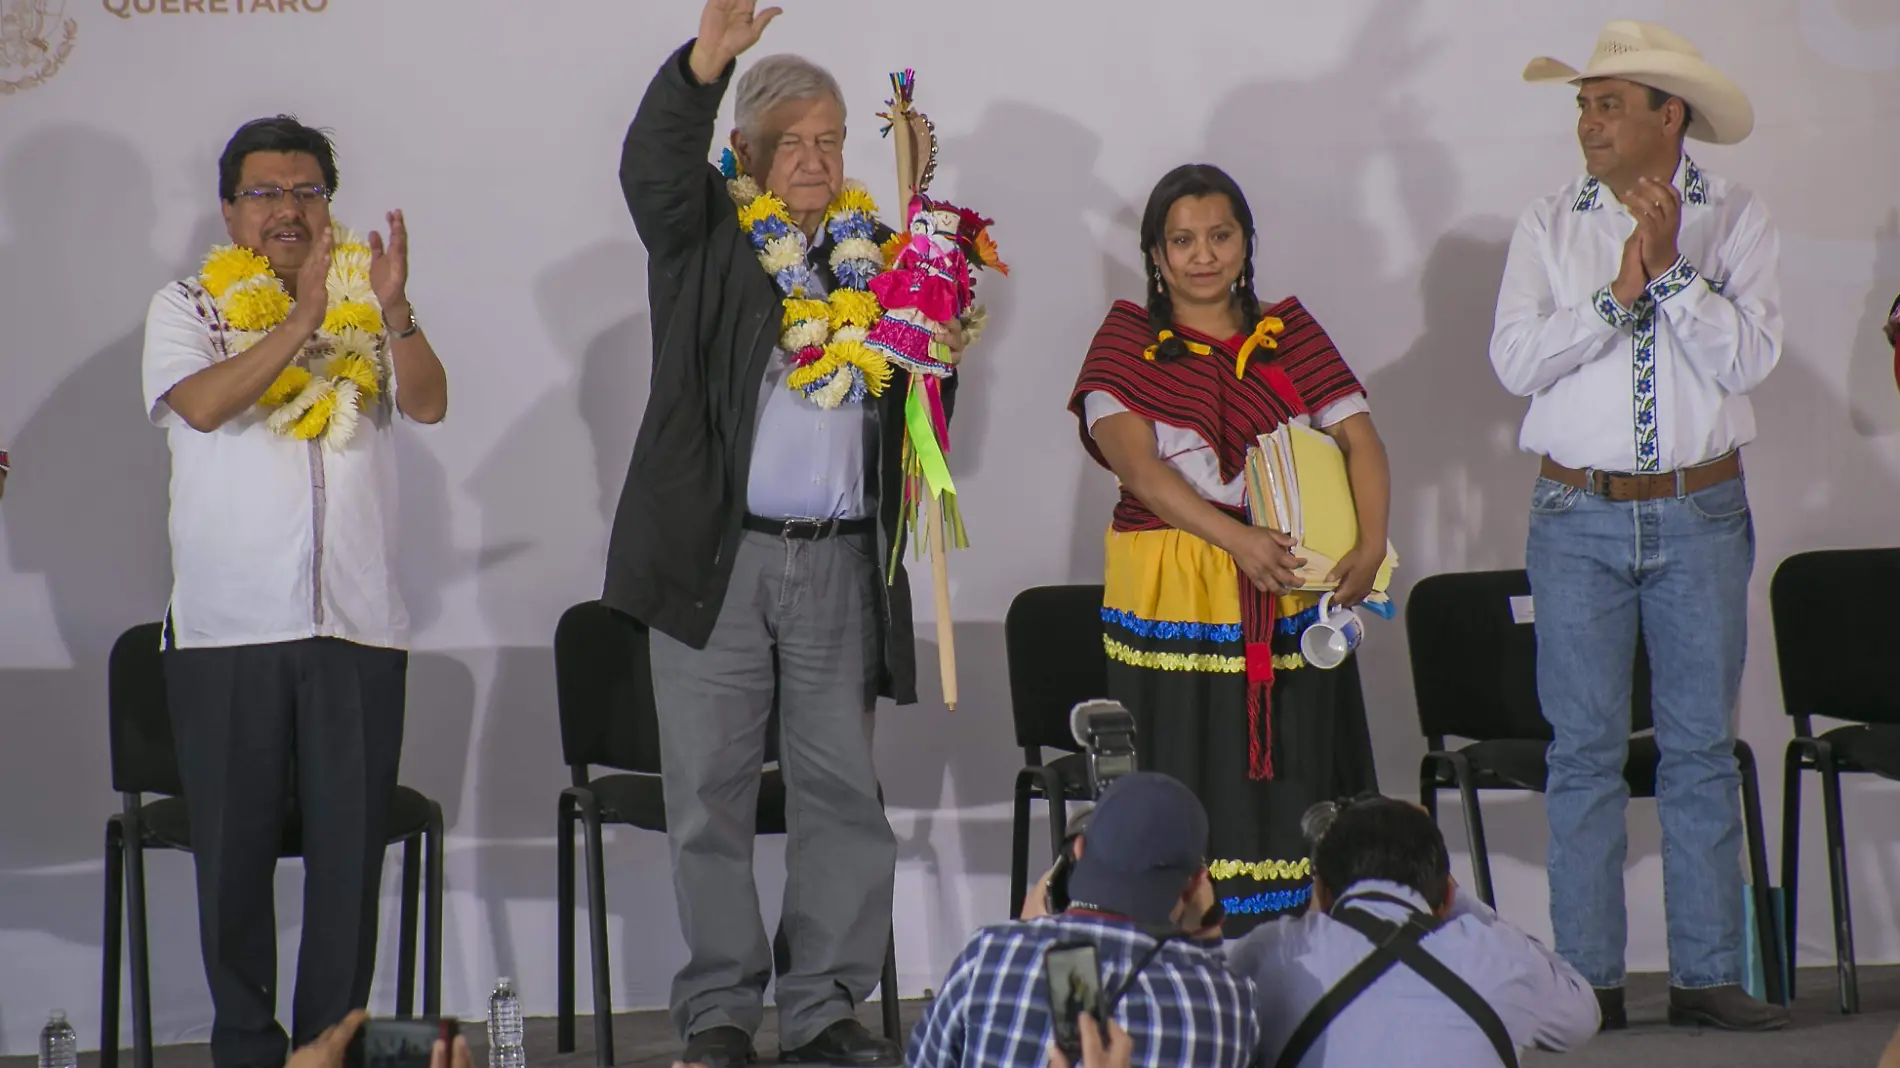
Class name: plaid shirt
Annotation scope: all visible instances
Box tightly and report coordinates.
[908,914,1259,1068]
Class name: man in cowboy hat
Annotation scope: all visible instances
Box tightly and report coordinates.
[1489,21,1787,1032]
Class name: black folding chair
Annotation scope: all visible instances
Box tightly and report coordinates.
[1408,570,1782,1004]
[552,602,901,1066]
[101,623,443,1068]
[1004,585,1110,918]
[1771,548,1900,1013]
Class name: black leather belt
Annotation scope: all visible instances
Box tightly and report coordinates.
[741,514,876,540]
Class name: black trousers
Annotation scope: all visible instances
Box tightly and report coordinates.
[164,636,407,1068]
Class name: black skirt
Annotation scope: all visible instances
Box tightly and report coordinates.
[1108,654,1378,935]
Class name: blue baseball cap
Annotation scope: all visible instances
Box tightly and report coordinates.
[1065,772,1209,926]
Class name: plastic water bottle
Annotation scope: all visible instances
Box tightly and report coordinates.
[39,1011,77,1068]
[487,978,526,1068]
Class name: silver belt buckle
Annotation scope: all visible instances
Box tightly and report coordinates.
[783,517,832,539]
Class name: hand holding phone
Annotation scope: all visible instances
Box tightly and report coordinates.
[1049,1013,1132,1068]
[343,1018,461,1068]
[1043,941,1106,1065]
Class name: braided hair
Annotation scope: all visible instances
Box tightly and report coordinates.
[1139,163,1263,360]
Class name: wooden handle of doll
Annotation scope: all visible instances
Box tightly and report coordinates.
[925,489,958,710]
[892,100,917,200]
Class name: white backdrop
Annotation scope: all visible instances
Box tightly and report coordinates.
[3,0,1899,1055]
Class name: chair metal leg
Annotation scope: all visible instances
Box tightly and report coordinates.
[1040,766,1069,860]
[1419,756,1441,824]
[423,802,444,1017]
[1736,747,1784,1005]
[558,792,578,1054]
[395,835,421,1017]
[1446,754,1495,909]
[577,791,616,1066]
[102,819,125,1068]
[1009,771,1034,919]
[1819,749,1859,1013]
[124,819,154,1068]
[879,924,901,1041]
[1779,743,1805,1001]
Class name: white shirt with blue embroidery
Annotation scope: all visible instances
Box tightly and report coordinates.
[1489,156,1782,474]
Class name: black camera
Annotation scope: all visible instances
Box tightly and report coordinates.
[1300,791,1385,848]
[1044,808,1092,915]
[1070,699,1138,798]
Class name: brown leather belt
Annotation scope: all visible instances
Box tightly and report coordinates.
[1540,451,1742,502]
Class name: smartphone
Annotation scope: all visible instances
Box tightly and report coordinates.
[344,1017,459,1068]
[1042,941,1104,1064]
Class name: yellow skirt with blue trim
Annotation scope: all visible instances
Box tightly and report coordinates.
[1101,527,1377,933]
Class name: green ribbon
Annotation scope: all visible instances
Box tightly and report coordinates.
[904,380,956,500]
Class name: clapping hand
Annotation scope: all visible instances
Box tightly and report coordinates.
[1630,176,1683,278]
[368,210,409,312]
[290,227,335,333]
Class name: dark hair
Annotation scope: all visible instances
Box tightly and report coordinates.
[1645,87,1695,140]
[1312,796,1451,907]
[218,115,338,203]
[1138,164,1262,358]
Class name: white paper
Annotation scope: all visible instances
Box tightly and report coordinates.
[1509,595,1534,625]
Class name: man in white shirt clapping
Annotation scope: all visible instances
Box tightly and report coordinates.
[142,116,448,1068]
[1489,22,1785,1032]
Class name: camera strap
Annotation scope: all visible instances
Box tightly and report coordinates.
[1271,892,1518,1068]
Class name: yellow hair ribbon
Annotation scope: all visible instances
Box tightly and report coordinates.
[1233,316,1285,379]
[1141,330,1214,362]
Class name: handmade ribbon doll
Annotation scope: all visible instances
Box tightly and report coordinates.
[872,194,1006,575]
[1887,293,1899,392]
[866,196,971,377]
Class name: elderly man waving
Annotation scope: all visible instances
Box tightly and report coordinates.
[605,3,976,1067]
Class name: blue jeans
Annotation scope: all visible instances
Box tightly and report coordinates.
[1526,472,1753,990]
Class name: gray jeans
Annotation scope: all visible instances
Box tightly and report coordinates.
[649,530,896,1048]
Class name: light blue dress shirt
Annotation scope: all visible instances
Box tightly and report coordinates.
[1227,880,1600,1067]
[745,234,872,521]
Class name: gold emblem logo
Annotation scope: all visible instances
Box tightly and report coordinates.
[0,0,75,95]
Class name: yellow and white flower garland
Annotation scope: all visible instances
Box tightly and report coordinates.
[728,174,892,408]
[199,226,387,447]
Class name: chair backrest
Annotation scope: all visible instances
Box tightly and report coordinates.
[1770,548,1900,728]
[1406,569,1652,743]
[108,622,184,797]
[554,600,779,775]
[1004,584,1110,753]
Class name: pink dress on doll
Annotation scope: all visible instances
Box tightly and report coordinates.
[866,203,973,378]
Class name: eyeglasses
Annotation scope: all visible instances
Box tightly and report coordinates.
[234,184,332,207]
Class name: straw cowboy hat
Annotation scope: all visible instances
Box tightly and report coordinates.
[1524,21,1754,145]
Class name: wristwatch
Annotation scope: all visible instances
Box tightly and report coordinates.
[392,305,421,340]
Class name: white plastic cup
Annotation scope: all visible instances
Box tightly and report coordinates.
[1300,592,1365,670]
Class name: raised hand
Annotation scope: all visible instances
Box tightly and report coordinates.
[291,226,334,332]
[689,0,783,84]
[368,209,409,311]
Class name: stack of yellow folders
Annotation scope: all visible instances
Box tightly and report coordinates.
[1243,422,1397,592]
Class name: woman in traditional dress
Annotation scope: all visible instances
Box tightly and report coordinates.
[1068,164,1391,933]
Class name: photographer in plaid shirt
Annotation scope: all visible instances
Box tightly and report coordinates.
[907,773,1259,1068]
